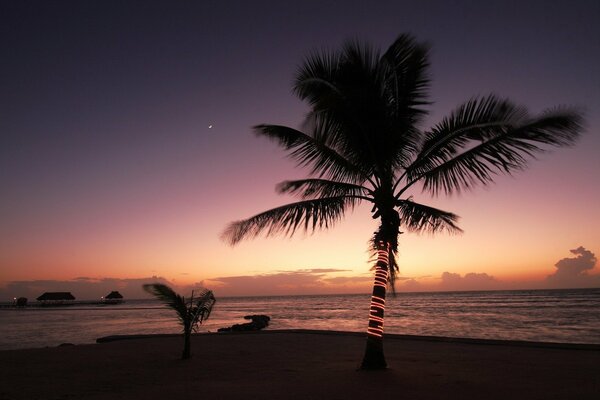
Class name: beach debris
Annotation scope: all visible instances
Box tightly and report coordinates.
[218,315,270,332]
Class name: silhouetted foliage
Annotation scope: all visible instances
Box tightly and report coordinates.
[223,33,584,369]
[143,283,216,359]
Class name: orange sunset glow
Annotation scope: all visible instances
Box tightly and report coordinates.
[1,1,599,302]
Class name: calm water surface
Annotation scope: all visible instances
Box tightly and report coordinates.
[0,288,598,350]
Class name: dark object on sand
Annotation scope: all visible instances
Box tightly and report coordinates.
[218,315,270,332]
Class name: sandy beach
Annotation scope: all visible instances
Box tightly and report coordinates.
[0,330,598,400]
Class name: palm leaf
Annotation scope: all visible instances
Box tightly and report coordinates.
[419,108,583,195]
[143,284,187,323]
[293,39,419,175]
[293,49,343,108]
[379,34,431,138]
[143,284,216,329]
[222,197,357,245]
[254,124,366,183]
[397,199,462,234]
[189,289,216,326]
[403,95,582,194]
[407,95,528,182]
[276,179,370,199]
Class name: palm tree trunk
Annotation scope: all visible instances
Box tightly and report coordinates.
[182,324,191,360]
[360,240,390,370]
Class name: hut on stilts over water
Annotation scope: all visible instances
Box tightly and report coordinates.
[36,292,76,306]
[102,291,124,304]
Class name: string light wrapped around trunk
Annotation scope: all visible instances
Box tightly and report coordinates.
[367,241,390,338]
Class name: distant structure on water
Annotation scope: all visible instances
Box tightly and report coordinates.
[36,292,76,306]
[102,291,124,304]
[13,297,28,307]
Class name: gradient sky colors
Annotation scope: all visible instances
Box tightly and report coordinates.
[1,1,599,299]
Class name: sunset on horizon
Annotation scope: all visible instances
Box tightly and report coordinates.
[1,2,599,398]
[1,1,599,302]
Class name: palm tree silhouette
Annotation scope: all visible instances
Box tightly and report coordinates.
[222,34,583,369]
[143,284,216,360]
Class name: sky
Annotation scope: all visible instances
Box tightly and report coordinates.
[1,0,599,299]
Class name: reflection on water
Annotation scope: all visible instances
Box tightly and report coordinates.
[0,288,598,350]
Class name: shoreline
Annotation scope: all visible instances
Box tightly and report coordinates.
[3,289,598,351]
[1,330,598,399]
[96,329,600,350]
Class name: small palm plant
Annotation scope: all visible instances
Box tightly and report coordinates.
[143,283,216,360]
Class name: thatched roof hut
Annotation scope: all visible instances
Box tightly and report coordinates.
[102,291,124,304]
[36,292,76,305]
[105,291,123,299]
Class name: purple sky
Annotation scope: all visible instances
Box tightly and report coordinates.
[1,1,599,298]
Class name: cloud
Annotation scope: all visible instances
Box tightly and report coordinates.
[7,247,597,301]
[202,268,506,296]
[323,276,372,284]
[201,269,370,296]
[400,278,422,291]
[297,268,351,274]
[438,271,501,291]
[0,276,175,301]
[547,246,599,288]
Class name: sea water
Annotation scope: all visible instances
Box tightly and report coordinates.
[0,288,598,350]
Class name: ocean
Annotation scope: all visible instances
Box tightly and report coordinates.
[0,288,599,350]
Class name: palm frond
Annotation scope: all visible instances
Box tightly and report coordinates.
[293,48,343,108]
[419,107,583,195]
[379,33,431,127]
[189,289,216,325]
[276,179,371,199]
[403,95,583,195]
[293,38,422,176]
[143,283,187,321]
[407,95,527,182]
[222,197,357,245]
[298,110,377,178]
[397,199,463,234]
[513,106,584,146]
[254,124,366,183]
[143,284,216,329]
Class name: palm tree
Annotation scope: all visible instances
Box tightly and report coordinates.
[222,34,583,369]
[143,283,216,360]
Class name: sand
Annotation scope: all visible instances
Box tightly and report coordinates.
[0,330,598,400]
